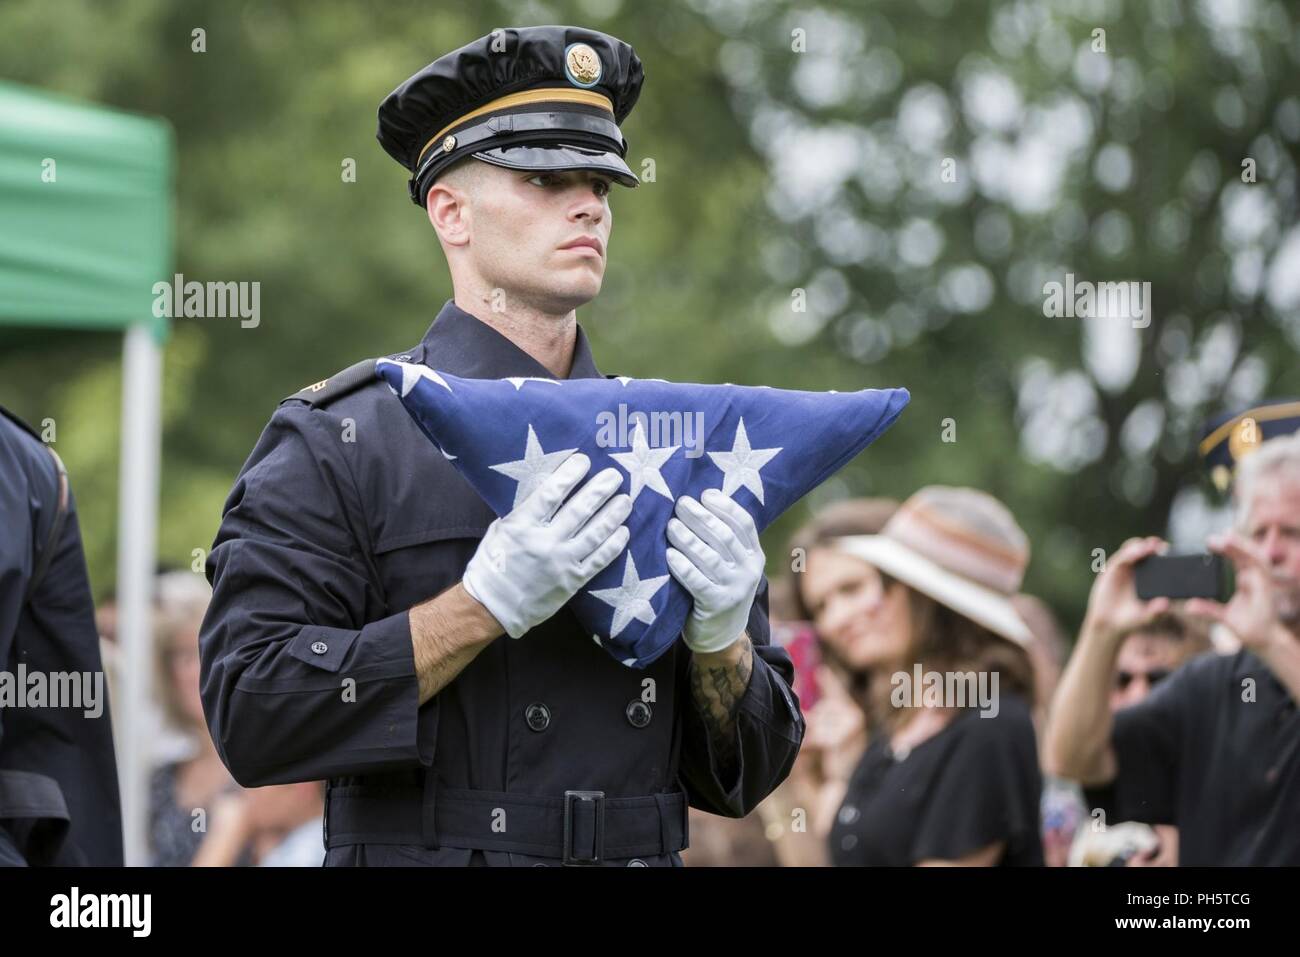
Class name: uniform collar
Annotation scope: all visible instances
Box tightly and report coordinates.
[413,299,603,380]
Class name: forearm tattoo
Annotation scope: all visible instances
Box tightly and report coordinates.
[688,634,754,781]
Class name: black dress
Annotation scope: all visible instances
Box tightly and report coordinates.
[829,692,1043,866]
[148,762,251,867]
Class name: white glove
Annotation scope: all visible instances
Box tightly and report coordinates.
[463,452,632,638]
[665,487,765,654]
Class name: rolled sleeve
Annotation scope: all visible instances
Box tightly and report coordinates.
[200,403,436,787]
[677,577,806,818]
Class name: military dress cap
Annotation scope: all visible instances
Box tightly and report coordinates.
[377,25,644,207]
[1199,397,1300,492]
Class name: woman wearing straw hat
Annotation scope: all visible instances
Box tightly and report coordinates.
[793,487,1043,866]
[770,498,900,865]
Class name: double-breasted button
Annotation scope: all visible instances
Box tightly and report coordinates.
[310,641,328,655]
[525,702,550,732]
[625,700,652,728]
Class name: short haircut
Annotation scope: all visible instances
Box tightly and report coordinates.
[431,156,490,199]
[1235,431,1300,529]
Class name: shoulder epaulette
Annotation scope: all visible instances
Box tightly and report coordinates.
[0,403,43,442]
[282,349,419,408]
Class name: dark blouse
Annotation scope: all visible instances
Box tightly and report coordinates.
[1083,650,1300,865]
[148,761,250,867]
[829,692,1043,866]
[149,762,205,867]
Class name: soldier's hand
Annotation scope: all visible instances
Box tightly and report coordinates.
[665,488,765,654]
[462,452,632,638]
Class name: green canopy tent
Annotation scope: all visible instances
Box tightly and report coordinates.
[0,80,172,866]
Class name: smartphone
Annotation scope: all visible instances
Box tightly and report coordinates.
[1134,552,1231,602]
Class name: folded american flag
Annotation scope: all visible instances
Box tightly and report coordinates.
[376,360,909,668]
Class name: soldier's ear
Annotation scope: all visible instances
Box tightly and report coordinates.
[426,180,471,248]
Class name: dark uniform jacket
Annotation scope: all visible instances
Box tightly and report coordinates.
[0,406,123,866]
[200,300,805,866]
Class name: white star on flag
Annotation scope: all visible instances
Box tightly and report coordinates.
[707,417,782,505]
[394,363,452,397]
[489,424,577,509]
[589,552,669,639]
[505,376,563,390]
[609,421,679,503]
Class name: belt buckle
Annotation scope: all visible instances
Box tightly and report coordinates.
[562,790,605,865]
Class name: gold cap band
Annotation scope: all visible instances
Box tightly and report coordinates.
[416,87,616,167]
[1198,400,1300,458]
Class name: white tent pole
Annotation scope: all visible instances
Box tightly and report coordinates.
[116,321,161,866]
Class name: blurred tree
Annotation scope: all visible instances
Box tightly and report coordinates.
[695,0,1300,627]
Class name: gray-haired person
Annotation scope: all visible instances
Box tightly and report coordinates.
[1046,432,1300,865]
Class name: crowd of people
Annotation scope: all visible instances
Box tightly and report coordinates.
[683,431,1300,866]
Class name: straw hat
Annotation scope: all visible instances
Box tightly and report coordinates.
[831,486,1032,646]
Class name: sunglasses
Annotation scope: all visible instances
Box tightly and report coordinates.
[1116,668,1171,691]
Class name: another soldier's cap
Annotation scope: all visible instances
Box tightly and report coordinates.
[377,26,644,208]
[1199,398,1300,492]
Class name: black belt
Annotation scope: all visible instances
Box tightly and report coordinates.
[325,780,689,865]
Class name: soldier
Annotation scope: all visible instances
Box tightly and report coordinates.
[200,25,804,866]
[0,405,123,866]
